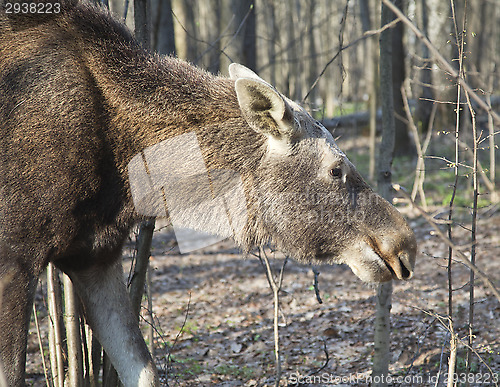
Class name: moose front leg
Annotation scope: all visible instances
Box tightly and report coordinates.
[66,260,159,387]
[0,257,38,387]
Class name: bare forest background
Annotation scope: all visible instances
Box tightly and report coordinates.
[111,0,499,157]
[23,0,500,386]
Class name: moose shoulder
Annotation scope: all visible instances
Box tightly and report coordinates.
[0,1,417,385]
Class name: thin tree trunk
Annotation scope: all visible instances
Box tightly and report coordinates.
[129,220,155,319]
[103,352,119,387]
[465,93,478,383]
[446,2,463,383]
[153,0,176,56]
[473,0,487,76]
[63,274,83,387]
[197,0,221,73]
[415,0,434,133]
[391,0,413,156]
[33,303,51,386]
[306,0,318,105]
[359,0,378,181]
[373,281,393,386]
[259,251,287,387]
[447,322,458,387]
[47,264,65,387]
[134,0,151,50]
[284,1,298,98]
[221,0,256,71]
[83,323,101,387]
[89,327,102,387]
[264,0,277,86]
[372,1,396,384]
[179,0,198,62]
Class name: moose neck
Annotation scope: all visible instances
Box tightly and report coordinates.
[83,49,238,170]
[73,7,251,172]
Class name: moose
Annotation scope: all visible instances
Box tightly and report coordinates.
[0,0,416,385]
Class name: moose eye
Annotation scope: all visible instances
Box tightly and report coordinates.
[329,168,342,178]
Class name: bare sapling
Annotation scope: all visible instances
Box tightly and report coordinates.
[257,249,288,387]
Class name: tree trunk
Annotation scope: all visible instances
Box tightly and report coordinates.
[153,0,176,56]
[198,0,222,73]
[63,275,83,387]
[359,0,379,181]
[221,0,256,71]
[264,0,277,86]
[373,281,393,386]
[391,0,414,156]
[134,0,151,50]
[415,0,434,133]
[306,0,318,105]
[372,1,396,385]
[174,0,198,62]
[284,1,298,98]
[129,220,155,319]
[47,264,65,387]
[84,325,101,387]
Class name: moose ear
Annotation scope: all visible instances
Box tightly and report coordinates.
[234,78,299,140]
[229,63,262,81]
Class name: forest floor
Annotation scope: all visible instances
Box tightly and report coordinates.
[133,208,500,387]
[25,133,500,386]
[25,199,500,387]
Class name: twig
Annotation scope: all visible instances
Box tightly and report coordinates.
[258,248,288,387]
[168,291,191,363]
[311,266,323,304]
[138,314,167,377]
[307,339,330,376]
[464,82,478,378]
[394,184,500,303]
[146,265,154,356]
[381,0,500,124]
[410,306,499,387]
[401,84,433,210]
[164,291,191,383]
[457,139,497,196]
[302,18,400,104]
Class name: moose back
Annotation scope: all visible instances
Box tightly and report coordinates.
[0,1,416,385]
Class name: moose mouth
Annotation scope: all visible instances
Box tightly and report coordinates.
[314,236,414,283]
[367,237,413,281]
[381,255,408,280]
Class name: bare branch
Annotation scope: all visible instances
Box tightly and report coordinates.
[381,0,500,124]
[394,185,500,303]
[302,18,400,104]
[258,248,288,387]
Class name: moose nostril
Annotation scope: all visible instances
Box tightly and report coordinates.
[399,257,412,279]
